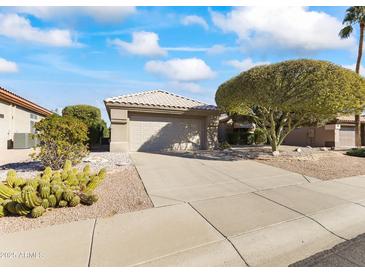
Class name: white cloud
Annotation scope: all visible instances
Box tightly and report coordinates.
[14,7,137,23]
[110,31,166,57]
[226,58,270,71]
[0,13,75,47]
[181,15,209,30]
[342,63,365,77]
[145,58,215,81]
[0,57,18,73]
[168,81,204,93]
[211,7,355,51]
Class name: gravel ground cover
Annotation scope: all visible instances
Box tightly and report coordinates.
[0,152,153,234]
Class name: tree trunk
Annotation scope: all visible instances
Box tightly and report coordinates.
[355,23,364,147]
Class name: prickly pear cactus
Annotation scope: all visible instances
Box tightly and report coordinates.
[31,206,45,218]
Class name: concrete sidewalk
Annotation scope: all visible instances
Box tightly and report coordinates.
[1,152,365,266]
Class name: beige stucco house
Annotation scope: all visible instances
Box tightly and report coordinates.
[104,90,219,152]
[0,86,52,152]
[283,116,365,148]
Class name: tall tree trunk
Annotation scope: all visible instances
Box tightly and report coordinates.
[355,23,364,147]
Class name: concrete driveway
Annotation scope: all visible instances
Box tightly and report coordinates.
[2,152,365,266]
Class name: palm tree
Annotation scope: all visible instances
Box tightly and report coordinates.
[339,6,365,147]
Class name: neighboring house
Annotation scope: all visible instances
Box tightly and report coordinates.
[0,86,52,151]
[218,113,364,148]
[104,90,219,152]
[283,115,365,148]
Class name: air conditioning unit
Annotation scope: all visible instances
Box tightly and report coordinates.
[13,133,36,149]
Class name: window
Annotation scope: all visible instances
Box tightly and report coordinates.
[30,113,38,120]
[0,114,4,119]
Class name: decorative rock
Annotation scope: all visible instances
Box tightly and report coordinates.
[320,147,329,151]
[306,146,312,149]
[272,151,280,157]
[295,148,302,153]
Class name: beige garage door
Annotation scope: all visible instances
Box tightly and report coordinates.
[129,114,203,152]
[339,126,355,147]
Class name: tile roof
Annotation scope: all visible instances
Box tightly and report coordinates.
[104,90,217,111]
[0,86,52,116]
[337,115,365,123]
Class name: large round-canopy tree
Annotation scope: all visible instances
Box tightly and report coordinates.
[216,59,365,153]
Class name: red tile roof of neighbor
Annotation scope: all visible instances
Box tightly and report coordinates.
[0,86,52,117]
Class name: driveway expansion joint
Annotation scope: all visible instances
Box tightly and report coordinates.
[87,218,98,267]
[187,202,250,266]
[253,192,349,242]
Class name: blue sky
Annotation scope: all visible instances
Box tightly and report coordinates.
[0,6,361,121]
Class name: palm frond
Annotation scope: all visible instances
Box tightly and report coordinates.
[339,25,354,38]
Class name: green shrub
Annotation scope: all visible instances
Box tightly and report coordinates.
[62,105,109,146]
[254,128,267,144]
[32,115,89,170]
[346,148,365,157]
[219,141,231,150]
[0,163,106,218]
[241,132,255,145]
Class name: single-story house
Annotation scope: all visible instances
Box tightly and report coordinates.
[283,115,365,148]
[0,86,52,151]
[104,90,219,152]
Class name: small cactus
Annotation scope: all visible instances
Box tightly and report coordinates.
[22,186,42,208]
[83,164,91,175]
[85,176,101,192]
[11,193,23,203]
[5,201,18,215]
[31,206,45,218]
[48,195,57,207]
[0,205,4,217]
[58,200,68,207]
[55,188,64,202]
[98,168,107,181]
[63,160,72,172]
[63,189,74,202]
[40,186,51,199]
[69,195,80,207]
[41,199,49,209]
[0,183,18,199]
[15,203,31,216]
[43,166,52,177]
[61,170,69,181]
[7,169,17,178]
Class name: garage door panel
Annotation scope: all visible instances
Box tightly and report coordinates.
[129,115,203,152]
[339,126,355,147]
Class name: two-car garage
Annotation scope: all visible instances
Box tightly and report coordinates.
[129,114,203,152]
[105,90,219,152]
